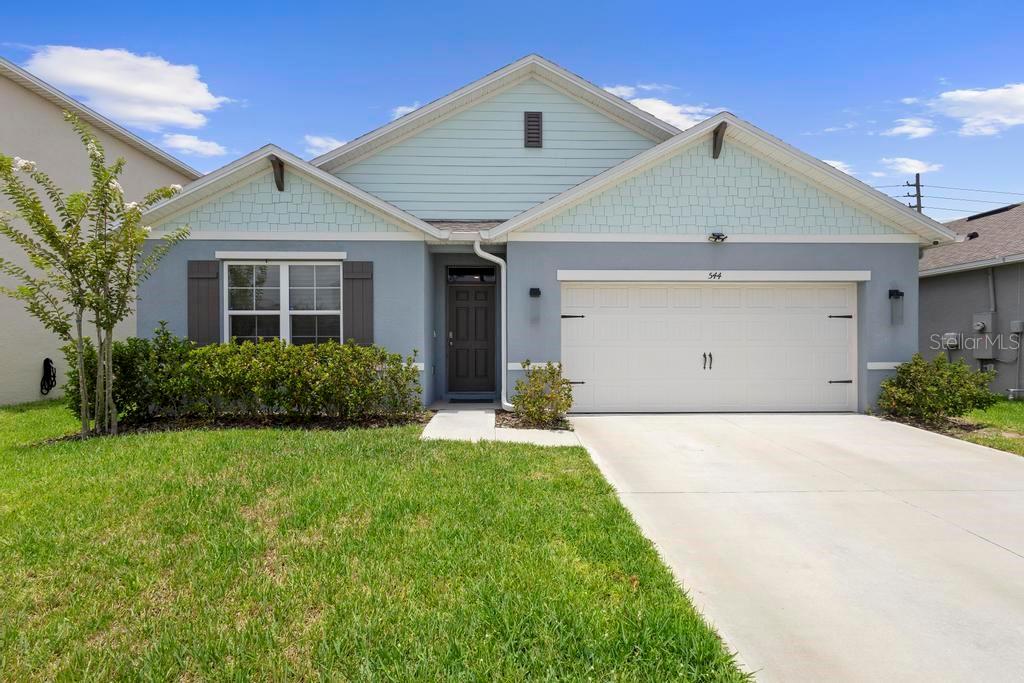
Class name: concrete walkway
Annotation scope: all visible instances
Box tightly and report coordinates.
[421,406,580,446]
[572,413,1024,682]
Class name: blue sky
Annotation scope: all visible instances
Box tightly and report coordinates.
[4,0,1024,221]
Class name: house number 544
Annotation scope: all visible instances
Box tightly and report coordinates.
[708,272,723,280]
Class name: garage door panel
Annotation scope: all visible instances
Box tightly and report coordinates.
[561,282,857,413]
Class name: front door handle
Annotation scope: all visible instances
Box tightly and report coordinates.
[708,352,713,370]
[703,352,707,369]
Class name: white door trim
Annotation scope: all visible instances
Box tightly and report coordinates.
[557,269,871,282]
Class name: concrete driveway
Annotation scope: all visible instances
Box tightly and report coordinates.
[572,413,1024,682]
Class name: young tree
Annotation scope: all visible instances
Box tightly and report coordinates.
[0,112,188,436]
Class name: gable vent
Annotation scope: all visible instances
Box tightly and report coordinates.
[524,111,543,148]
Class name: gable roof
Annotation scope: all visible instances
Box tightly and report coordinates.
[919,203,1024,276]
[311,54,680,172]
[143,145,446,238]
[484,111,958,245]
[0,56,201,181]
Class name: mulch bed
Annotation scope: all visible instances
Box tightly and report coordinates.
[495,410,573,432]
[881,414,1022,439]
[40,411,434,445]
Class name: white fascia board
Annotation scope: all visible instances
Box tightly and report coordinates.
[143,145,447,240]
[0,57,201,180]
[510,232,920,243]
[556,270,872,282]
[920,252,1024,278]
[149,230,422,241]
[486,112,956,245]
[215,251,348,260]
[311,54,677,172]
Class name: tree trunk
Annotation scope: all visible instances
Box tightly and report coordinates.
[106,327,117,435]
[94,323,105,435]
[75,312,89,438]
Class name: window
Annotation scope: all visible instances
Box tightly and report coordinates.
[225,261,342,344]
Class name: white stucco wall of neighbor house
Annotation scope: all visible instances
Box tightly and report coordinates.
[0,75,194,405]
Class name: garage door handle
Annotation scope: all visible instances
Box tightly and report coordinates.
[708,352,713,369]
[703,352,707,369]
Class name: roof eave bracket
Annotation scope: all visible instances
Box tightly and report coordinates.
[711,122,727,160]
[269,155,285,191]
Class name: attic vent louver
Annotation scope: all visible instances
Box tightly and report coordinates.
[524,111,542,148]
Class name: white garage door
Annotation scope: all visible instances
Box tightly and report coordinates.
[561,282,857,412]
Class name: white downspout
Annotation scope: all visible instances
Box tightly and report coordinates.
[473,239,513,410]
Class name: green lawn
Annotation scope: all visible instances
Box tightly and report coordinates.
[961,399,1024,456]
[0,401,744,681]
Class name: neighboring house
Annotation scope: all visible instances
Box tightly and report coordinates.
[919,203,1024,395]
[139,54,956,412]
[0,57,200,405]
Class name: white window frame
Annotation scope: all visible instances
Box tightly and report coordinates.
[221,260,344,344]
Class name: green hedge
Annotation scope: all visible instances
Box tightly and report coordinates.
[65,324,422,424]
[877,353,997,422]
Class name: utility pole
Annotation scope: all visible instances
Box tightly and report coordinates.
[904,173,923,213]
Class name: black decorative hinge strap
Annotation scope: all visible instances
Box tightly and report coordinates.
[561,314,586,319]
[828,380,853,384]
[567,381,586,385]
[828,314,853,319]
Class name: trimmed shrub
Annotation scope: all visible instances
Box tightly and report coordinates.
[511,361,574,427]
[877,353,997,422]
[64,326,422,425]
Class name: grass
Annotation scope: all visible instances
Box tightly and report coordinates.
[959,399,1024,456]
[0,401,745,681]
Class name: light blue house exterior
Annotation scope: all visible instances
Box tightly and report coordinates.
[140,55,956,412]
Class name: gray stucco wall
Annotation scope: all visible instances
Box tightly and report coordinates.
[505,241,921,412]
[139,239,431,398]
[920,264,1024,395]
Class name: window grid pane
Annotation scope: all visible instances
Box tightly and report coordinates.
[227,263,340,344]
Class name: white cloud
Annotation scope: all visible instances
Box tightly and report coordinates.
[603,84,637,98]
[881,157,943,174]
[823,160,855,175]
[303,134,346,157]
[628,98,720,129]
[161,134,226,157]
[391,102,421,120]
[636,82,676,92]
[881,117,937,139]
[932,83,1024,135]
[24,46,228,131]
[900,97,919,105]
[870,171,888,178]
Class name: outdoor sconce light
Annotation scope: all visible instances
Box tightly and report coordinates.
[708,232,728,243]
[529,287,541,298]
[889,288,904,325]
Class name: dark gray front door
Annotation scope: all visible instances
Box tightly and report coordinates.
[447,284,495,393]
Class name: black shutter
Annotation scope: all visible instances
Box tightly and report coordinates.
[524,111,542,148]
[343,262,374,345]
[187,260,221,346]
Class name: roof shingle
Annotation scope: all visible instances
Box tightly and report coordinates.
[919,203,1024,274]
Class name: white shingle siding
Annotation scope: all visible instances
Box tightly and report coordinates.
[525,139,901,235]
[334,78,657,220]
[154,170,406,234]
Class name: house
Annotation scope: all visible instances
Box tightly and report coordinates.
[919,203,1024,395]
[0,56,200,405]
[139,55,957,412]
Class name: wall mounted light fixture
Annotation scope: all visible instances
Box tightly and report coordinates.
[889,288,904,325]
[529,287,541,298]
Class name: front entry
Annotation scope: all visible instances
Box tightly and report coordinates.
[447,273,496,394]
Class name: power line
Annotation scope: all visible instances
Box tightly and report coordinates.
[923,195,1014,204]
[923,206,978,213]
[925,185,1024,197]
